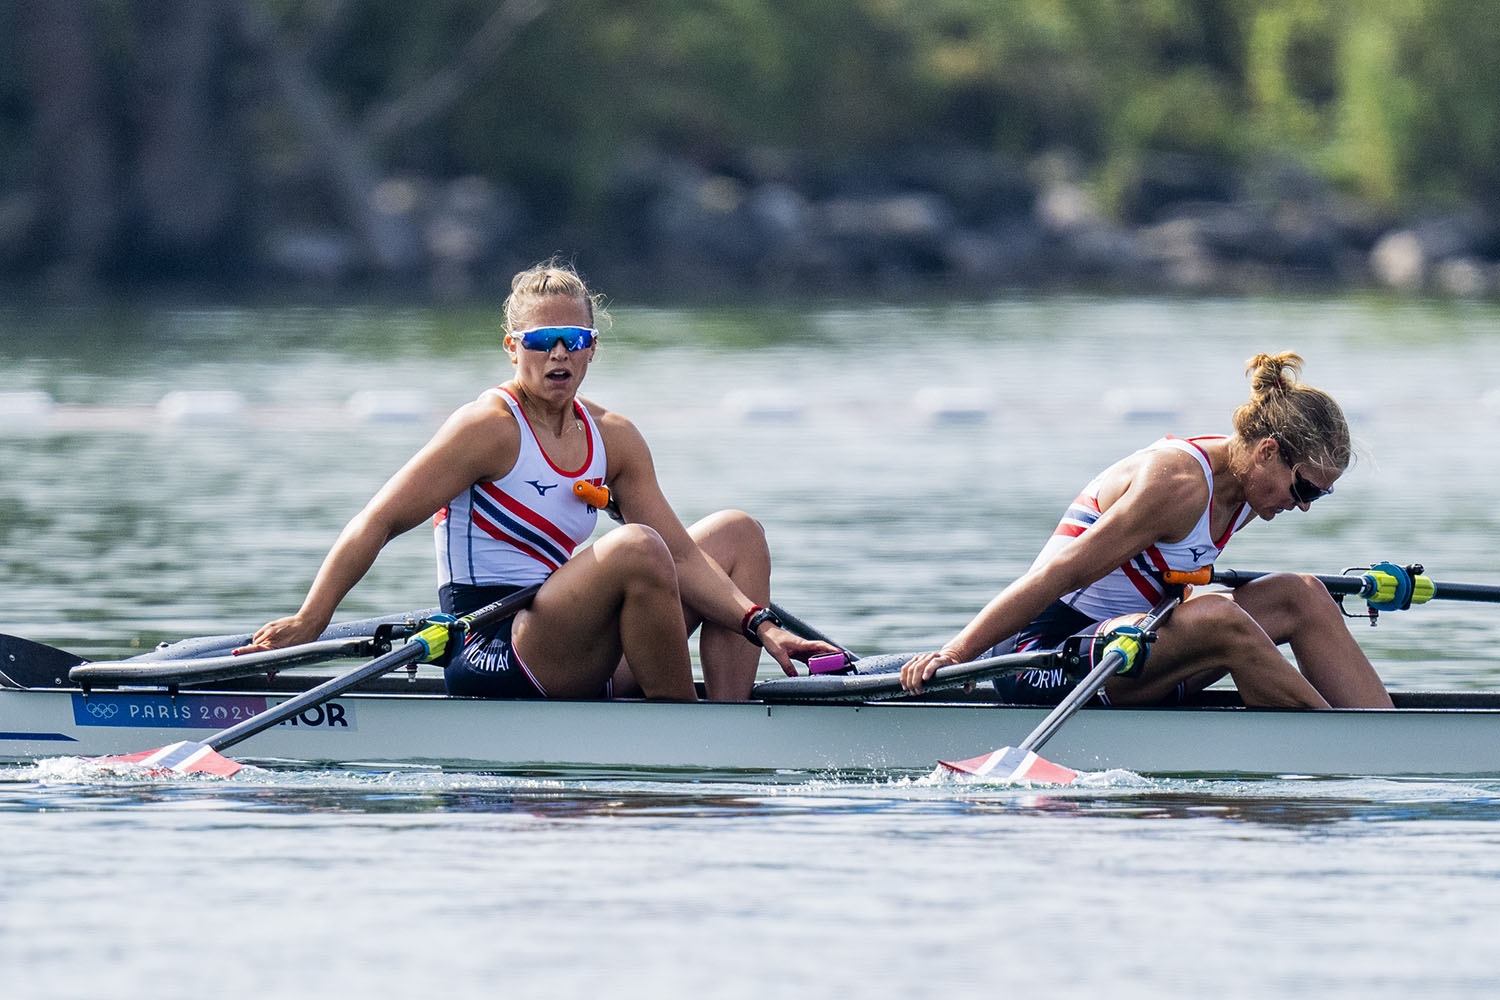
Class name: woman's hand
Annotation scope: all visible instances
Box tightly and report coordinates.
[760,626,840,677]
[233,613,328,655]
[900,648,965,693]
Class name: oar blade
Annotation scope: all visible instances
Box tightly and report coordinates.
[95,740,244,777]
[939,746,1079,784]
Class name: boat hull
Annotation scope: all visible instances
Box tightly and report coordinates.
[4,684,1499,777]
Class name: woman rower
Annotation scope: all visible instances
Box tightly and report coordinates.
[240,260,834,700]
[902,351,1392,709]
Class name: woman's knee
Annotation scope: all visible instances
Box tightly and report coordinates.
[1173,594,1266,646]
[598,523,676,581]
[1291,571,1341,604]
[1261,572,1344,623]
[692,509,765,549]
[691,509,768,576]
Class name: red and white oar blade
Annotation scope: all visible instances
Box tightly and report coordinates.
[939,746,1079,784]
[95,740,243,777]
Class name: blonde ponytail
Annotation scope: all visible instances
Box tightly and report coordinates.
[1232,352,1351,470]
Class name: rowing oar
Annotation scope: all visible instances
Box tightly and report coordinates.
[1159,563,1500,612]
[96,584,541,777]
[938,594,1180,783]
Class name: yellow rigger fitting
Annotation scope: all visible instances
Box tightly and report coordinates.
[411,613,459,662]
[1367,570,1400,607]
[1102,626,1148,676]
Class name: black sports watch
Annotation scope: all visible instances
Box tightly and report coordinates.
[740,605,782,646]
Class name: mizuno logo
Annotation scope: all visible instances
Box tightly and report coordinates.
[1188,546,1207,561]
[527,480,559,496]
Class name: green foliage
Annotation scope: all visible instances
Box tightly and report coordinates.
[1333,14,1418,205]
[1234,0,1497,206]
[1401,0,1500,204]
[12,0,1499,221]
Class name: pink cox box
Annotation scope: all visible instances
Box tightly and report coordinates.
[807,652,852,675]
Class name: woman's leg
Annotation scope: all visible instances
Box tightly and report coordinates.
[1104,591,1331,708]
[1105,575,1392,709]
[1228,573,1393,708]
[511,524,697,700]
[683,510,770,701]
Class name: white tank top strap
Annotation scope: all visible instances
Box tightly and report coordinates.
[1037,434,1250,619]
[434,387,608,590]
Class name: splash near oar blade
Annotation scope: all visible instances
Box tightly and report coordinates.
[935,595,1180,783]
[98,740,244,777]
[84,584,542,779]
[939,746,1079,784]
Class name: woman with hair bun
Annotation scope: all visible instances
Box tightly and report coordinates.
[902,352,1392,709]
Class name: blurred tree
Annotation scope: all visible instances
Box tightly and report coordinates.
[16,0,119,292]
[1399,0,1500,209]
[2,0,1497,294]
[124,1,247,279]
[235,0,423,275]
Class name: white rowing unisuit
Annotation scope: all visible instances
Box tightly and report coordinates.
[1036,434,1255,619]
[434,386,608,590]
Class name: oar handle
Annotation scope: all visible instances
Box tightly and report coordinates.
[205,584,541,753]
[1164,566,1383,595]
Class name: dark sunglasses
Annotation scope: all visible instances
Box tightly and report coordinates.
[515,326,597,352]
[1274,438,1334,506]
[1289,467,1334,505]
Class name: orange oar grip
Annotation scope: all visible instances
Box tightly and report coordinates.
[1162,567,1214,586]
[574,480,611,508]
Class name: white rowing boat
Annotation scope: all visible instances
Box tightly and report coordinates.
[3,614,1500,778]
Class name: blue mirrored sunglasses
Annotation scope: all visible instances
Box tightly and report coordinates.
[515,326,597,352]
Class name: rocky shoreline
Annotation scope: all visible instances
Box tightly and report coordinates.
[288,149,1500,303]
[8,149,1500,304]
[635,149,1500,300]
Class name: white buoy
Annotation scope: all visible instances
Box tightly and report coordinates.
[0,390,55,426]
[1102,388,1179,424]
[156,390,248,425]
[914,386,991,423]
[346,389,432,423]
[724,387,805,422]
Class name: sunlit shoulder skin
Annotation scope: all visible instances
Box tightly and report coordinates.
[901,353,1392,711]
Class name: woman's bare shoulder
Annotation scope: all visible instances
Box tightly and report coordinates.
[1096,443,1211,525]
[416,390,523,480]
[580,397,645,443]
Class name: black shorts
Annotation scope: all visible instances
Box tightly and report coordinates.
[991,601,1156,706]
[440,583,546,699]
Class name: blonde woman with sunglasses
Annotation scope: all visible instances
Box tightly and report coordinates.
[241,260,834,700]
[902,352,1392,710]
